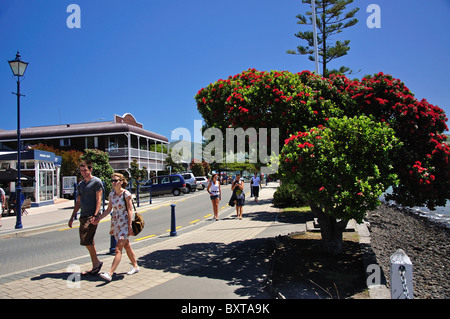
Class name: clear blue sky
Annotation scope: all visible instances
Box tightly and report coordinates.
[1,0,449,141]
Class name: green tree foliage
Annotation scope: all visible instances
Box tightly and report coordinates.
[163,152,185,174]
[190,161,205,177]
[195,68,450,253]
[280,116,401,254]
[286,0,359,77]
[82,149,115,194]
[129,159,148,185]
[31,143,83,177]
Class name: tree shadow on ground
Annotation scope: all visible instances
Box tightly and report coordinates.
[137,237,275,299]
[272,234,368,299]
[246,199,316,224]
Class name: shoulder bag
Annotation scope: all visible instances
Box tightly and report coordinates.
[123,192,145,236]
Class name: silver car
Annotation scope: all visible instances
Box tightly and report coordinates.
[195,176,209,190]
[181,173,197,193]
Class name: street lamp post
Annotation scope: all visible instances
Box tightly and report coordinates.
[8,51,29,229]
[311,0,320,75]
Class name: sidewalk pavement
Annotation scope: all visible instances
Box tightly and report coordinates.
[0,199,75,238]
[0,182,384,299]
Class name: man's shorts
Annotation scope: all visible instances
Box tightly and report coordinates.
[79,216,98,246]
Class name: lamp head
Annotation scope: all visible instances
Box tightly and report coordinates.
[8,51,28,77]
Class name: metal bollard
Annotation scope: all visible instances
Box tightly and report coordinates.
[170,204,177,236]
[73,182,78,220]
[136,180,140,207]
[109,233,116,255]
[390,249,414,299]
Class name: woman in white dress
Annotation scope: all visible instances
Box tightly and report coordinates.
[95,173,139,281]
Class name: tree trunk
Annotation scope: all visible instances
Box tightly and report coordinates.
[310,204,348,255]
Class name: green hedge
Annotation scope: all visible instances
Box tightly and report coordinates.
[273,182,307,208]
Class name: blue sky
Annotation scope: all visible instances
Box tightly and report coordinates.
[1,0,449,141]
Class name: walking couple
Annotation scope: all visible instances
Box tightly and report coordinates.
[207,173,245,220]
[68,159,139,282]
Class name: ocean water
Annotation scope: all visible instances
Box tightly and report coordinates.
[380,188,450,228]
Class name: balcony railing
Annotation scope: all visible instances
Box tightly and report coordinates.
[110,161,165,171]
[107,147,167,161]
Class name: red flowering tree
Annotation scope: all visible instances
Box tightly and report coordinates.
[345,72,450,209]
[196,68,343,145]
[190,160,205,177]
[280,116,400,254]
[195,68,450,254]
[294,70,450,209]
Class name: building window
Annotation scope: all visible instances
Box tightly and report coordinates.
[108,137,119,150]
[85,137,98,149]
[60,138,71,147]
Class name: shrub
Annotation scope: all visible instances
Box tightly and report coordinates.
[280,116,401,254]
[273,182,307,208]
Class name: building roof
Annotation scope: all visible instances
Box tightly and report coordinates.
[0,113,168,143]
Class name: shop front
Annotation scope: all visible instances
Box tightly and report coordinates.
[0,150,61,207]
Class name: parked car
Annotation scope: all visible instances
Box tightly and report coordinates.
[149,174,187,196]
[195,176,209,190]
[181,173,197,193]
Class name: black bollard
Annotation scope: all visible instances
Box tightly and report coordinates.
[109,233,116,255]
[73,182,78,220]
[170,204,177,236]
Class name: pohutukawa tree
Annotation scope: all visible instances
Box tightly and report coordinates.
[195,68,449,254]
[280,116,400,254]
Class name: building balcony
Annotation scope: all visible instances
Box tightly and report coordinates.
[109,161,165,171]
[107,147,167,161]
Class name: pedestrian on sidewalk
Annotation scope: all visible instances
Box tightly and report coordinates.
[207,173,221,221]
[251,172,261,202]
[95,173,139,282]
[231,174,245,219]
[68,159,104,276]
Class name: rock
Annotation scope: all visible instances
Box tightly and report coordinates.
[366,204,450,299]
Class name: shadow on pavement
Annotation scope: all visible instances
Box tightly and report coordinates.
[137,237,275,299]
[30,270,126,287]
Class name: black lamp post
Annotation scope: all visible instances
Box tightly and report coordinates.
[8,51,28,229]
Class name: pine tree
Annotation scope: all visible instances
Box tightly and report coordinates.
[287,0,359,77]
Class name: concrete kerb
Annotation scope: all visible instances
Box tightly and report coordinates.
[356,221,390,299]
